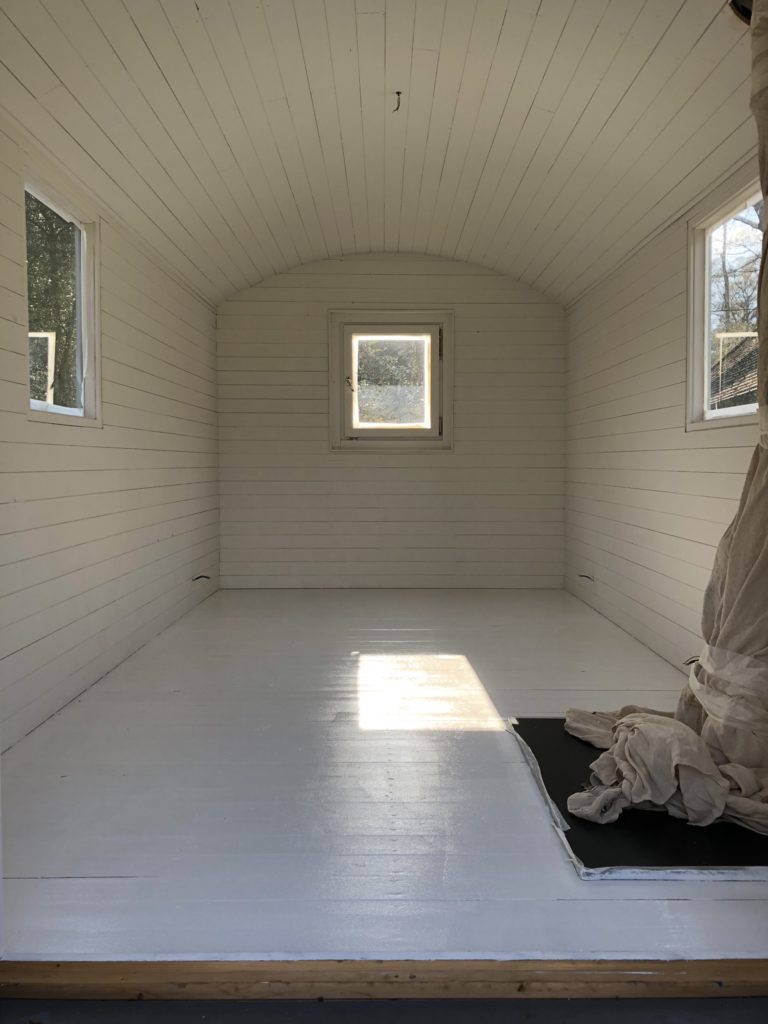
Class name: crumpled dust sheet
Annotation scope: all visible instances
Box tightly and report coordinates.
[565,705,768,835]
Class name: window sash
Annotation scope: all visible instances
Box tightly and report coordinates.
[328,308,453,451]
[687,182,761,431]
[341,324,441,440]
[24,183,99,423]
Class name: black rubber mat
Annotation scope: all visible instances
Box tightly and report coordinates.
[513,718,768,872]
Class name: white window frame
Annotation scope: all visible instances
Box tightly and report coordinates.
[24,179,101,427]
[687,180,761,432]
[328,309,454,450]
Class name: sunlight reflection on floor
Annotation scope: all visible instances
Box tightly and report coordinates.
[356,652,505,731]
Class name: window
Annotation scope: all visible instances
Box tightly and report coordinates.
[688,183,762,429]
[329,309,453,449]
[25,185,99,422]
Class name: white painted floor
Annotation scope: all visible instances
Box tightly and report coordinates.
[3,590,767,961]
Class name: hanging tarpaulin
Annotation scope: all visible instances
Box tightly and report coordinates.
[564,0,768,835]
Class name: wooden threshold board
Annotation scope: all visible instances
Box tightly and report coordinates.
[1,959,768,1000]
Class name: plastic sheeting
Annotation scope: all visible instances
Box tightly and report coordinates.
[564,0,768,835]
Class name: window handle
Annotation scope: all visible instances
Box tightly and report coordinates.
[345,375,355,392]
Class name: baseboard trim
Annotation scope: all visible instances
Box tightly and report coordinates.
[1,959,767,1000]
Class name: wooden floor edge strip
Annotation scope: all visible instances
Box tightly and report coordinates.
[1,959,768,1000]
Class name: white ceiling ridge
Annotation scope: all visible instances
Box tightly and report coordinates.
[215,249,560,307]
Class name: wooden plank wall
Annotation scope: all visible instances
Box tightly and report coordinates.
[218,253,566,589]
[565,161,762,672]
[0,119,219,751]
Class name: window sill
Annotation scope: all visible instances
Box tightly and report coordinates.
[28,403,102,428]
[686,407,759,432]
[331,436,453,451]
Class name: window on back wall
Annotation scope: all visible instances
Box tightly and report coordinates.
[688,183,762,430]
[328,310,453,450]
[24,184,100,423]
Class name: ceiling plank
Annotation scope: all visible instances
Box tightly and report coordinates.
[409,0,476,254]
[356,0,387,252]
[262,0,345,256]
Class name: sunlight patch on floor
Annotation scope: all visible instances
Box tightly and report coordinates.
[356,653,505,731]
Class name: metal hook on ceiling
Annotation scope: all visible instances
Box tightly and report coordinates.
[393,91,402,112]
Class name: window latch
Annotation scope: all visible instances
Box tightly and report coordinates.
[345,375,355,392]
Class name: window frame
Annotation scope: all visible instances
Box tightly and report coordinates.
[23,178,101,427]
[328,308,454,451]
[687,180,761,432]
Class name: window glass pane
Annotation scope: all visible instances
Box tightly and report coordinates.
[25,191,83,410]
[353,334,430,428]
[707,194,763,412]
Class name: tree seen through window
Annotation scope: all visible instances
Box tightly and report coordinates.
[708,196,763,410]
[25,191,82,409]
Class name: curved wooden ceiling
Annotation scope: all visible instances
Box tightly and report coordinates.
[0,0,755,305]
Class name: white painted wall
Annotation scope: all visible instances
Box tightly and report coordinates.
[218,253,565,588]
[565,161,762,672]
[0,119,219,750]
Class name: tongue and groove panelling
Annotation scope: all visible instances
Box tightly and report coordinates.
[217,253,565,589]
[0,120,219,750]
[565,165,760,670]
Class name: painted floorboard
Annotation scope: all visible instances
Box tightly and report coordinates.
[3,590,766,961]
